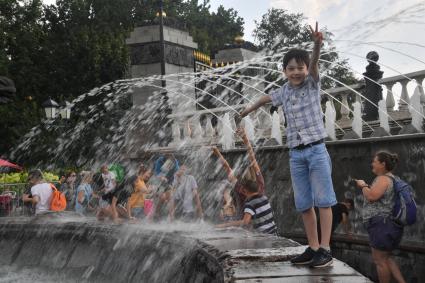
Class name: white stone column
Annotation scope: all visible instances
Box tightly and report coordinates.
[416,77,425,115]
[383,82,396,112]
[398,80,410,112]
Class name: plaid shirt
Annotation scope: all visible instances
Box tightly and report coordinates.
[270,75,327,149]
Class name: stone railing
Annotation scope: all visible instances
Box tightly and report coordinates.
[167,102,286,147]
[329,70,425,129]
[166,70,425,148]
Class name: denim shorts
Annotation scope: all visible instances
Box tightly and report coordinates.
[289,143,337,212]
[365,216,403,251]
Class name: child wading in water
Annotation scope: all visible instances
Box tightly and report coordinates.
[240,22,337,267]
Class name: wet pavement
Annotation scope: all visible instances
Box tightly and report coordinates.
[189,227,371,282]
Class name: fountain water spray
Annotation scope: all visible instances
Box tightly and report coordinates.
[220,113,235,150]
[378,99,390,133]
[271,111,283,145]
[243,116,256,142]
[352,102,363,138]
[205,117,214,139]
[325,101,337,141]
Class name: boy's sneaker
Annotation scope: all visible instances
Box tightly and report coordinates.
[309,248,333,268]
[290,247,316,265]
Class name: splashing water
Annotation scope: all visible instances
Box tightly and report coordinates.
[220,113,235,150]
[325,101,337,141]
[243,116,256,142]
[378,99,390,133]
[271,111,283,145]
[352,102,363,138]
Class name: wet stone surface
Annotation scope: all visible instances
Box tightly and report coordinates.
[0,215,371,282]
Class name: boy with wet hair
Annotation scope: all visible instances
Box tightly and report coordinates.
[216,178,277,235]
[240,22,337,268]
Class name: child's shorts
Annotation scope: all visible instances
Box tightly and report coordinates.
[289,143,337,212]
[365,216,403,251]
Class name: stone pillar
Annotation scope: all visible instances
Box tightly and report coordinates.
[398,79,410,112]
[383,82,396,112]
[416,77,425,114]
[125,24,198,149]
[126,25,198,108]
[211,38,260,104]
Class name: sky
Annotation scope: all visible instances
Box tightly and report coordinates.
[42,0,425,91]
[209,0,425,95]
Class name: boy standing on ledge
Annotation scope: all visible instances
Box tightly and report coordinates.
[240,22,336,268]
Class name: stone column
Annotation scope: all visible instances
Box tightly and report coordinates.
[126,25,198,107]
[125,24,198,149]
[416,77,425,114]
[383,82,396,112]
[398,79,410,112]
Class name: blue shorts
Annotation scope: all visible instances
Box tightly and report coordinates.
[289,143,337,212]
[366,216,403,251]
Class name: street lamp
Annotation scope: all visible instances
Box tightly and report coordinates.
[42,97,59,119]
[59,101,72,119]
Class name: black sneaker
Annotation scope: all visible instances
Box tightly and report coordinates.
[290,247,316,265]
[309,248,333,268]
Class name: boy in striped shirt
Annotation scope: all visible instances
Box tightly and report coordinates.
[216,179,277,235]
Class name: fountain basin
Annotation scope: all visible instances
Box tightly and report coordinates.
[0,213,369,282]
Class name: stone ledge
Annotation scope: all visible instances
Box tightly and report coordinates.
[0,216,370,282]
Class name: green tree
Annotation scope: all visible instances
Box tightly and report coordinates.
[253,8,359,90]
[1,0,246,162]
[0,0,46,155]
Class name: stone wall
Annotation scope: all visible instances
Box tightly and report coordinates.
[203,134,425,241]
[190,134,425,282]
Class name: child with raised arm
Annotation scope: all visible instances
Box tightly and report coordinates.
[239,22,336,268]
[216,178,277,235]
[212,128,265,219]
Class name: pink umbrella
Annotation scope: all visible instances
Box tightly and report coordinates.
[0,159,23,172]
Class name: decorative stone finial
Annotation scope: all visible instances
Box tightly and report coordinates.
[234,35,244,44]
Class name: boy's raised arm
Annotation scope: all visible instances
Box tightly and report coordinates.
[237,128,261,175]
[308,21,323,81]
[212,146,237,182]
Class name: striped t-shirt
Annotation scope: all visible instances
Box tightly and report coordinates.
[244,194,277,234]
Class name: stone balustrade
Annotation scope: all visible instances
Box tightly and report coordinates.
[166,70,425,148]
[329,69,425,129]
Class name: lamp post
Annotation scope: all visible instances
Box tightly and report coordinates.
[41,97,60,119]
[42,97,71,120]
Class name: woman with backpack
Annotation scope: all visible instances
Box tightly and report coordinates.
[75,171,94,215]
[355,151,405,283]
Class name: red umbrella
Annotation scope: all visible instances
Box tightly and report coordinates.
[0,159,23,172]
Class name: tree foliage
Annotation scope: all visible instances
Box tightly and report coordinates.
[253,8,359,90]
[0,0,244,158]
